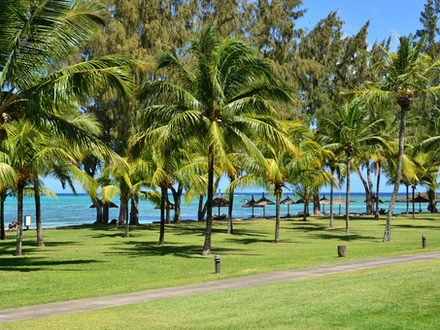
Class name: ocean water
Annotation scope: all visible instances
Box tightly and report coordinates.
[1,192,425,229]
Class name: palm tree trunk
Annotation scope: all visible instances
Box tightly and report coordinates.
[227,177,234,234]
[118,195,127,226]
[375,164,381,220]
[406,185,409,215]
[202,148,214,256]
[0,192,5,240]
[330,169,334,227]
[171,185,183,223]
[166,193,171,224]
[129,194,139,225]
[366,164,374,215]
[102,203,109,224]
[124,198,130,238]
[384,104,408,242]
[159,185,166,245]
[92,197,103,224]
[303,200,307,221]
[275,186,281,243]
[15,181,25,256]
[412,185,415,218]
[346,153,351,234]
[198,195,204,222]
[313,193,320,215]
[428,189,437,213]
[357,167,371,215]
[34,177,44,247]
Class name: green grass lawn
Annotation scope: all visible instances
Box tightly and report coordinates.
[1,214,439,310]
[5,260,440,329]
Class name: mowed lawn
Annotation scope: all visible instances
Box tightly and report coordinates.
[5,260,440,329]
[1,214,440,310]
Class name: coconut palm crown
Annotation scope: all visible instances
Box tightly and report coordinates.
[0,0,134,150]
[135,24,294,255]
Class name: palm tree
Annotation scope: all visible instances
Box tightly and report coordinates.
[0,0,134,148]
[359,35,440,241]
[136,25,293,255]
[319,100,385,233]
[0,151,17,240]
[228,121,326,242]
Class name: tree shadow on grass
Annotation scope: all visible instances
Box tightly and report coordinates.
[0,240,79,255]
[289,223,328,232]
[105,240,239,259]
[224,237,274,245]
[393,224,440,230]
[0,257,100,272]
[313,233,377,241]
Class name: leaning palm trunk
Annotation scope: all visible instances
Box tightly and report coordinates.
[275,186,281,243]
[406,185,409,215]
[158,185,166,245]
[428,189,437,213]
[329,169,334,227]
[15,181,25,256]
[384,104,408,241]
[34,177,44,247]
[345,153,352,234]
[202,150,214,256]
[375,164,381,220]
[227,177,234,234]
[171,185,183,223]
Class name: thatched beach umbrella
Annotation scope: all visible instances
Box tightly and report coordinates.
[414,193,429,213]
[333,195,346,215]
[89,200,118,208]
[242,195,263,218]
[255,193,275,217]
[154,201,175,210]
[280,194,295,217]
[320,195,330,215]
[212,192,229,215]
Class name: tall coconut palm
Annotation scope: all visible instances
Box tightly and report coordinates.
[359,35,440,241]
[136,24,294,255]
[319,100,386,233]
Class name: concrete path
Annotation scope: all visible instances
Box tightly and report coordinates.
[1,251,440,324]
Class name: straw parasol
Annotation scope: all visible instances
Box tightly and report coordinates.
[212,192,229,215]
[320,195,330,215]
[333,195,346,215]
[89,200,118,208]
[154,201,175,210]
[242,195,263,218]
[280,194,295,217]
[254,193,275,217]
[414,193,429,213]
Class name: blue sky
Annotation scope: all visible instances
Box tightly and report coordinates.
[45,0,428,194]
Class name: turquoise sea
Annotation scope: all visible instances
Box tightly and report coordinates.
[2,192,426,229]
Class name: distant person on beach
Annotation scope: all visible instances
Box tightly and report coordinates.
[7,218,17,231]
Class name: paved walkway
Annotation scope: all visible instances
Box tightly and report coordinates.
[1,251,440,324]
